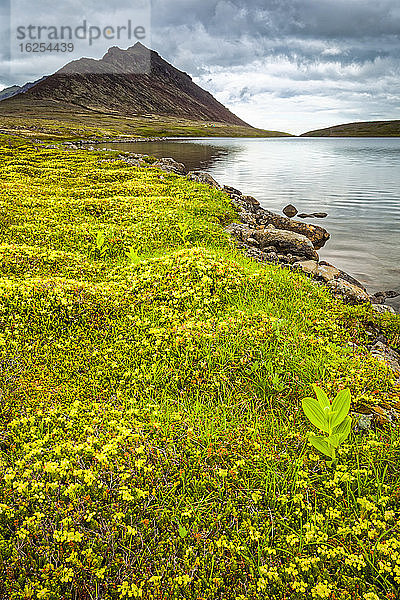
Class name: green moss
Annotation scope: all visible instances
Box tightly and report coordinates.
[0,144,399,599]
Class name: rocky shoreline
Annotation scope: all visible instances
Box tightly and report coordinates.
[146,157,399,314]
[55,143,400,422]
[56,141,399,315]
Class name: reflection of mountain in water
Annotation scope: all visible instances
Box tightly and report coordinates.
[106,141,243,172]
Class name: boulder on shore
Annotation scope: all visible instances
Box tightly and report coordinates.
[298,212,328,219]
[226,223,319,261]
[223,185,242,197]
[326,279,370,305]
[153,157,186,174]
[186,171,222,189]
[293,260,319,275]
[255,209,330,249]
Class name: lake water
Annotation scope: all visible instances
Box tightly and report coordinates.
[108,137,400,310]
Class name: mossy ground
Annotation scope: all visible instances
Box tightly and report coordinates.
[0,144,399,600]
[0,104,291,142]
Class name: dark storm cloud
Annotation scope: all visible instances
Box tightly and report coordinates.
[148,0,400,132]
[151,0,400,69]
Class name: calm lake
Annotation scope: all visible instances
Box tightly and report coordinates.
[108,137,400,310]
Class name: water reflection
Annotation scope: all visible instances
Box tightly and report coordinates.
[107,140,243,172]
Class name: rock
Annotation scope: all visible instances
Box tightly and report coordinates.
[370,341,400,374]
[353,413,374,432]
[318,261,367,290]
[298,212,328,219]
[283,204,298,218]
[226,223,319,261]
[293,260,319,275]
[326,278,370,305]
[186,171,222,189]
[256,209,330,249]
[238,210,257,226]
[154,157,186,175]
[371,304,396,314]
[253,230,319,261]
[371,290,399,304]
[241,195,260,209]
[316,264,340,282]
[223,185,242,197]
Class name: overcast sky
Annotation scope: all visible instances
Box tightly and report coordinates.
[1,0,400,134]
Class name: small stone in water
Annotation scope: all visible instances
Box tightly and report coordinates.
[283,204,298,218]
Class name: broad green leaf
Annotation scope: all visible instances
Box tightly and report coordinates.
[96,231,105,250]
[309,434,335,459]
[327,409,338,431]
[178,524,188,538]
[331,389,351,428]
[332,416,352,444]
[312,385,331,410]
[326,433,343,448]
[302,397,329,433]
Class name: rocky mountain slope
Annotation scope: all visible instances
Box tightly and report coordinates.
[1,43,251,127]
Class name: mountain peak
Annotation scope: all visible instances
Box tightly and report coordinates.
[2,44,251,127]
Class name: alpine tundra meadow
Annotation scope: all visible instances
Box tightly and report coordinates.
[0,143,399,599]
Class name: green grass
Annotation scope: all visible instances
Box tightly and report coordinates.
[0,144,399,600]
[0,101,291,141]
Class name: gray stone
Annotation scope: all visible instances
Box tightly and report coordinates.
[370,341,400,374]
[293,260,319,275]
[318,261,367,290]
[154,157,186,174]
[326,279,370,305]
[256,209,330,249]
[371,290,399,304]
[353,413,374,432]
[240,195,260,210]
[283,204,298,218]
[316,264,341,282]
[223,185,242,197]
[371,304,396,314]
[226,223,319,261]
[186,171,222,189]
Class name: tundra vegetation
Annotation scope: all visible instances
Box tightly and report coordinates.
[0,141,399,600]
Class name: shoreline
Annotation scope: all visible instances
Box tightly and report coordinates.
[51,136,400,314]
[1,141,400,598]
[91,144,399,315]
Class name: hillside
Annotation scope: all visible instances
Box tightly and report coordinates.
[0,43,290,138]
[0,85,21,101]
[0,77,47,102]
[301,119,400,137]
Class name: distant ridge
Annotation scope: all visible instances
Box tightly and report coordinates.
[1,43,251,127]
[0,77,47,101]
[301,120,400,137]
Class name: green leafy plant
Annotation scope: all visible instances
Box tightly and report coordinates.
[125,244,139,264]
[177,523,188,538]
[176,222,192,245]
[95,231,109,258]
[302,385,352,460]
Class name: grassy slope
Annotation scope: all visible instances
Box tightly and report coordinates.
[301,120,400,137]
[0,143,399,600]
[0,99,292,140]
